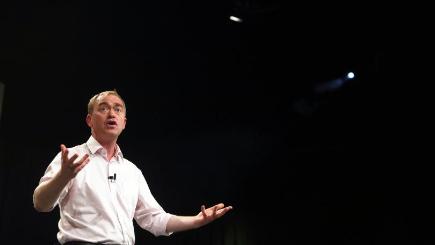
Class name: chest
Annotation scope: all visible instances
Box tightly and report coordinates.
[68,157,140,212]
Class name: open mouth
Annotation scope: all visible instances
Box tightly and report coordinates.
[106,120,118,127]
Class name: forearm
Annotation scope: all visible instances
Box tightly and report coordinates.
[33,171,70,212]
[166,215,201,233]
[165,203,233,233]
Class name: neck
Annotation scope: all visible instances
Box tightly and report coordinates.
[92,134,118,160]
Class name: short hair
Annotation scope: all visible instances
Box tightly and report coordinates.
[87,90,126,115]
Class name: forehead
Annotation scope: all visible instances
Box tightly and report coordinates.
[96,94,124,106]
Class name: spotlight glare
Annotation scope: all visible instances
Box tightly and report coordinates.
[229,16,243,23]
[346,72,355,79]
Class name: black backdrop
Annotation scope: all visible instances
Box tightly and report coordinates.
[1,1,431,244]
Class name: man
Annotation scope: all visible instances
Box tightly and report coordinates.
[33,90,232,244]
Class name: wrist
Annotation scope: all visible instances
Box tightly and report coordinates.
[193,215,203,229]
[55,170,73,185]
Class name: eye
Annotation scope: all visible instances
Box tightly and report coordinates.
[98,106,109,112]
[114,106,124,113]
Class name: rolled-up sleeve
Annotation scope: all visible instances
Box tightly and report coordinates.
[35,152,67,210]
[39,152,61,184]
[134,173,173,236]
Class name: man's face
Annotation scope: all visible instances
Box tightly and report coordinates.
[86,94,127,141]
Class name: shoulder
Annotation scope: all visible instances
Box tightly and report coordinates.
[67,143,89,156]
[121,157,143,173]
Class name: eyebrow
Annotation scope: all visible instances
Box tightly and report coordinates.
[97,102,124,108]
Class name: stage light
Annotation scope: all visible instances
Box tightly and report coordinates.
[229,15,243,23]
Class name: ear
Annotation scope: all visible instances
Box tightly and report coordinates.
[86,114,92,128]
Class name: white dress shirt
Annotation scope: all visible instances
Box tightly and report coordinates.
[38,136,172,244]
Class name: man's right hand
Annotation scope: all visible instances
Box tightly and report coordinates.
[60,144,90,180]
[33,145,90,212]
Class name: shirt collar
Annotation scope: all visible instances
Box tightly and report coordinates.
[86,135,124,160]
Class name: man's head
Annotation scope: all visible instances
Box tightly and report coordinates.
[87,90,126,115]
[86,90,127,143]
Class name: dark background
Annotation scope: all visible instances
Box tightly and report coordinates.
[0,1,430,244]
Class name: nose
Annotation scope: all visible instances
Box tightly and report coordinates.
[108,108,117,117]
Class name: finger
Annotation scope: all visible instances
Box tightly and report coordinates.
[217,206,233,215]
[72,154,90,169]
[201,205,206,216]
[213,206,218,216]
[69,154,79,164]
[77,154,90,164]
[74,158,90,174]
[60,144,67,163]
[215,203,225,210]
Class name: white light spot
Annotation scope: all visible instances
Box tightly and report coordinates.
[229,16,243,23]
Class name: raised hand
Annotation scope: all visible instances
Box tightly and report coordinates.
[60,144,90,180]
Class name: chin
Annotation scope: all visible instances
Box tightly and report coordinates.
[100,131,121,138]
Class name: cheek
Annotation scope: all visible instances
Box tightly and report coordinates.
[92,117,104,127]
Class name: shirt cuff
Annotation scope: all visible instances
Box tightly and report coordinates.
[157,213,174,237]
